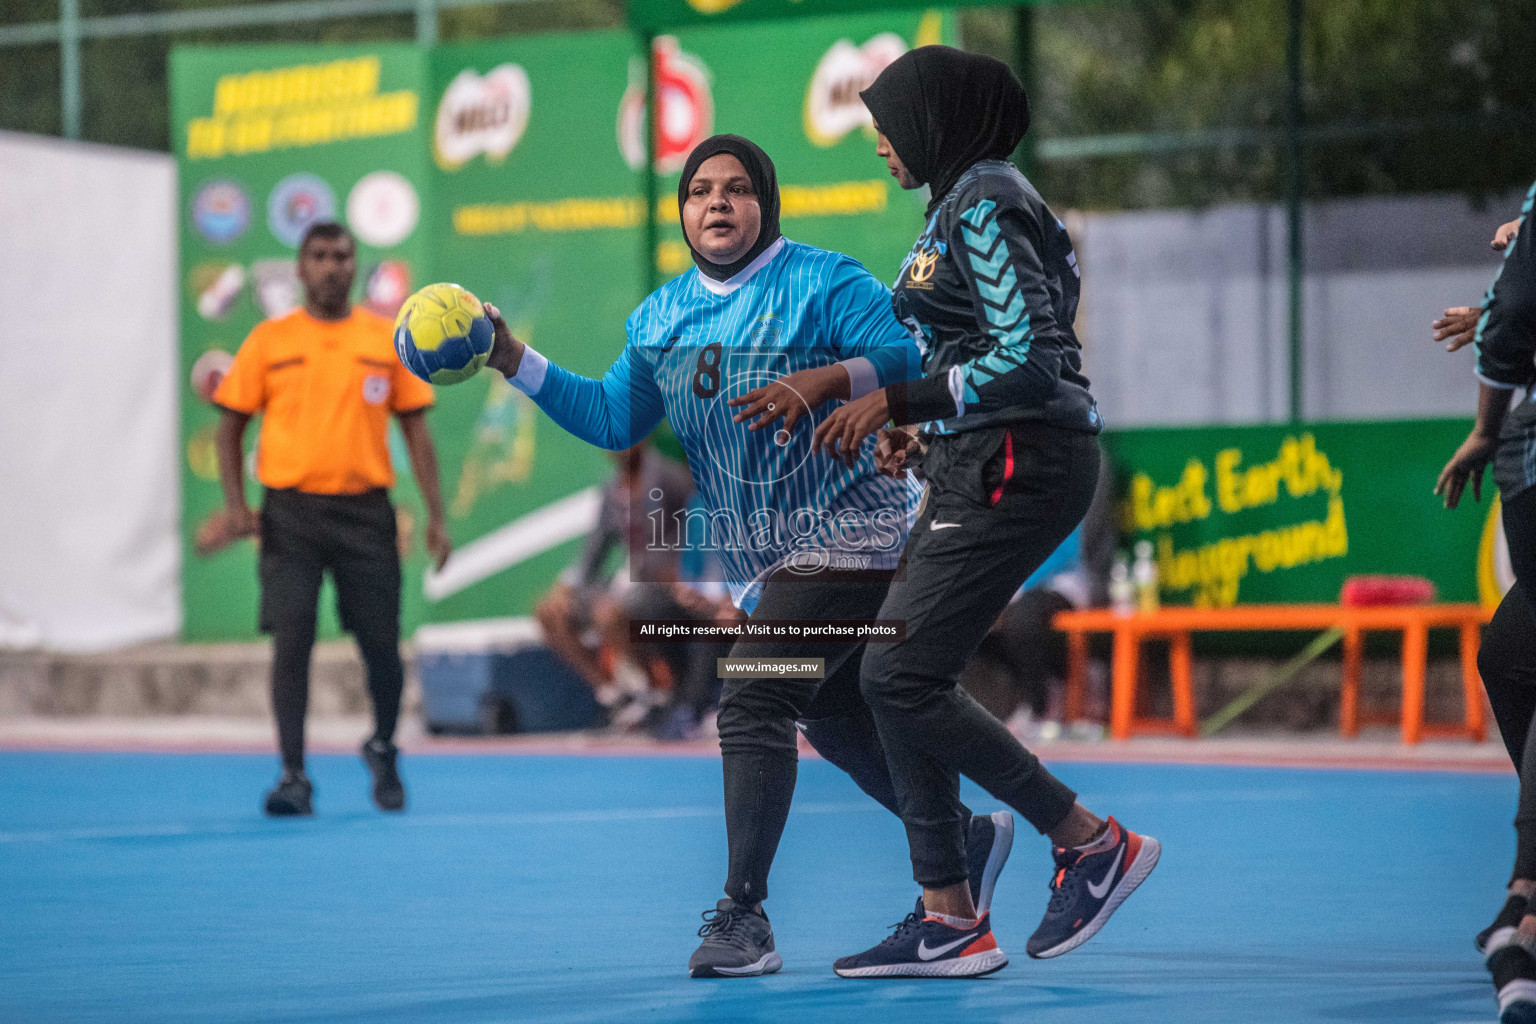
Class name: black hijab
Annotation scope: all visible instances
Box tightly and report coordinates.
[677,134,782,281]
[860,46,1030,216]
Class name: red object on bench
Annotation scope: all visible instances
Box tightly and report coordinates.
[1340,575,1436,607]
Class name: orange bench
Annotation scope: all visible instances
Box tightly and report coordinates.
[1052,604,1490,744]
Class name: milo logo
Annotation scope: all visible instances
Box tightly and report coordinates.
[803,33,907,148]
[434,64,531,170]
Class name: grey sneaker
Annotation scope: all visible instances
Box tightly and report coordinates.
[966,811,1015,915]
[688,898,783,978]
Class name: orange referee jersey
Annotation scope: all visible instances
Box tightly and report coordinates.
[214,306,434,495]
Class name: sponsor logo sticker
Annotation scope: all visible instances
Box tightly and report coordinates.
[191,180,251,244]
[364,260,412,317]
[903,247,940,289]
[267,173,336,248]
[347,171,420,248]
[190,262,246,321]
[434,64,531,170]
[190,348,234,404]
[804,33,907,148]
[363,374,392,405]
[251,259,302,318]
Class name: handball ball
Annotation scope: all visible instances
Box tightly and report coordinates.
[393,282,494,385]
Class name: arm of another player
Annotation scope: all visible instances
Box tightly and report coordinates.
[484,303,665,451]
[1436,383,1512,509]
[1473,187,1536,389]
[732,256,921,438]
[1435,216,1530,351]
[396,410,451,570]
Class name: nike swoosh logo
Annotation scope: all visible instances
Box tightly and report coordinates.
[917,932,978,960]
[1086,845,1125,900]
[930,521,962,531]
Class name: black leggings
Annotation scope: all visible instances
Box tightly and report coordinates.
[714,570,973,905]
[261,489,404,774]
[1479,487,1536,881]
[861,425,1093,887]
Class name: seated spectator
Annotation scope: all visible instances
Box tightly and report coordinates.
[534,441,733,737]
[533,440,692,716]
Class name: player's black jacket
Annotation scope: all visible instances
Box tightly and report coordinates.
[1475,181,1536,500]
[884,160,1101,436]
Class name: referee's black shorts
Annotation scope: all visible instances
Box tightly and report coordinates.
[257,487,400,637]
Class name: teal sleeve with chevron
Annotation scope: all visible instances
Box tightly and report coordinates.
[947,196,1066,416]
[1474,179,1536,389]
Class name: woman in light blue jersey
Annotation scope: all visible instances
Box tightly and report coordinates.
[482,135,1016,979]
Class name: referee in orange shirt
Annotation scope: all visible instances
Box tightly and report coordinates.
[203,221,450,817]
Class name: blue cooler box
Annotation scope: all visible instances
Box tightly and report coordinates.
[415,618,602,735]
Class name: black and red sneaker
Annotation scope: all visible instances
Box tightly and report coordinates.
[834,898,1008,979]
[1025,816,1159,959]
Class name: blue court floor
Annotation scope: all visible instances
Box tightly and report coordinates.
[0,749,1515,1024]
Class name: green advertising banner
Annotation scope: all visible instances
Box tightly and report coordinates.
[1104,418,1506,610]
[172,13,956,640]
[664,9,951,284]
[417,29,646,624]
[171,43,434,641]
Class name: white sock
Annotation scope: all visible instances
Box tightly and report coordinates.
[925,910,980,929]
[1074,821,1117,855]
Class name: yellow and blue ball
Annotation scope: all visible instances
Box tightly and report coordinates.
[393,282,494,385]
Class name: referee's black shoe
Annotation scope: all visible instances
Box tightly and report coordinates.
[1482,894,1529,955]
[263,772,313,816]
[362,738,406,812]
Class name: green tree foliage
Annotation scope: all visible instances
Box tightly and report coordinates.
[2,0,1532,208]
[1006,0,1536,209]
[0,0,620,151]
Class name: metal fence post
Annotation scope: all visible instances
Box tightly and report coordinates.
[416,0,437,47]
[59,0,80,139]
[1013,4,1036,179]
[643,32,659,298]
[1284,0,1304,423]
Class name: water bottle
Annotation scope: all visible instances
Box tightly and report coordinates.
[1109,554,1135,617]
[1133,539,1160,613]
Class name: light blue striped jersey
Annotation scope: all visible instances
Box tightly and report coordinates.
[507,238,923,612]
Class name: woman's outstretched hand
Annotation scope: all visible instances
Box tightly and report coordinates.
[874,427,921,477]
[1432,306,1482,353]
[812,389,891,467]
[1435,429,1498,509]
[482,302,525,377]
[729,365,848,439]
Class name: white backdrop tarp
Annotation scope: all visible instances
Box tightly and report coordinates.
[0,131,180,652]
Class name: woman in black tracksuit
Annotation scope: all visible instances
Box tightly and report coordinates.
[1438,182,1536,1024]
[810,47,1161,977]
